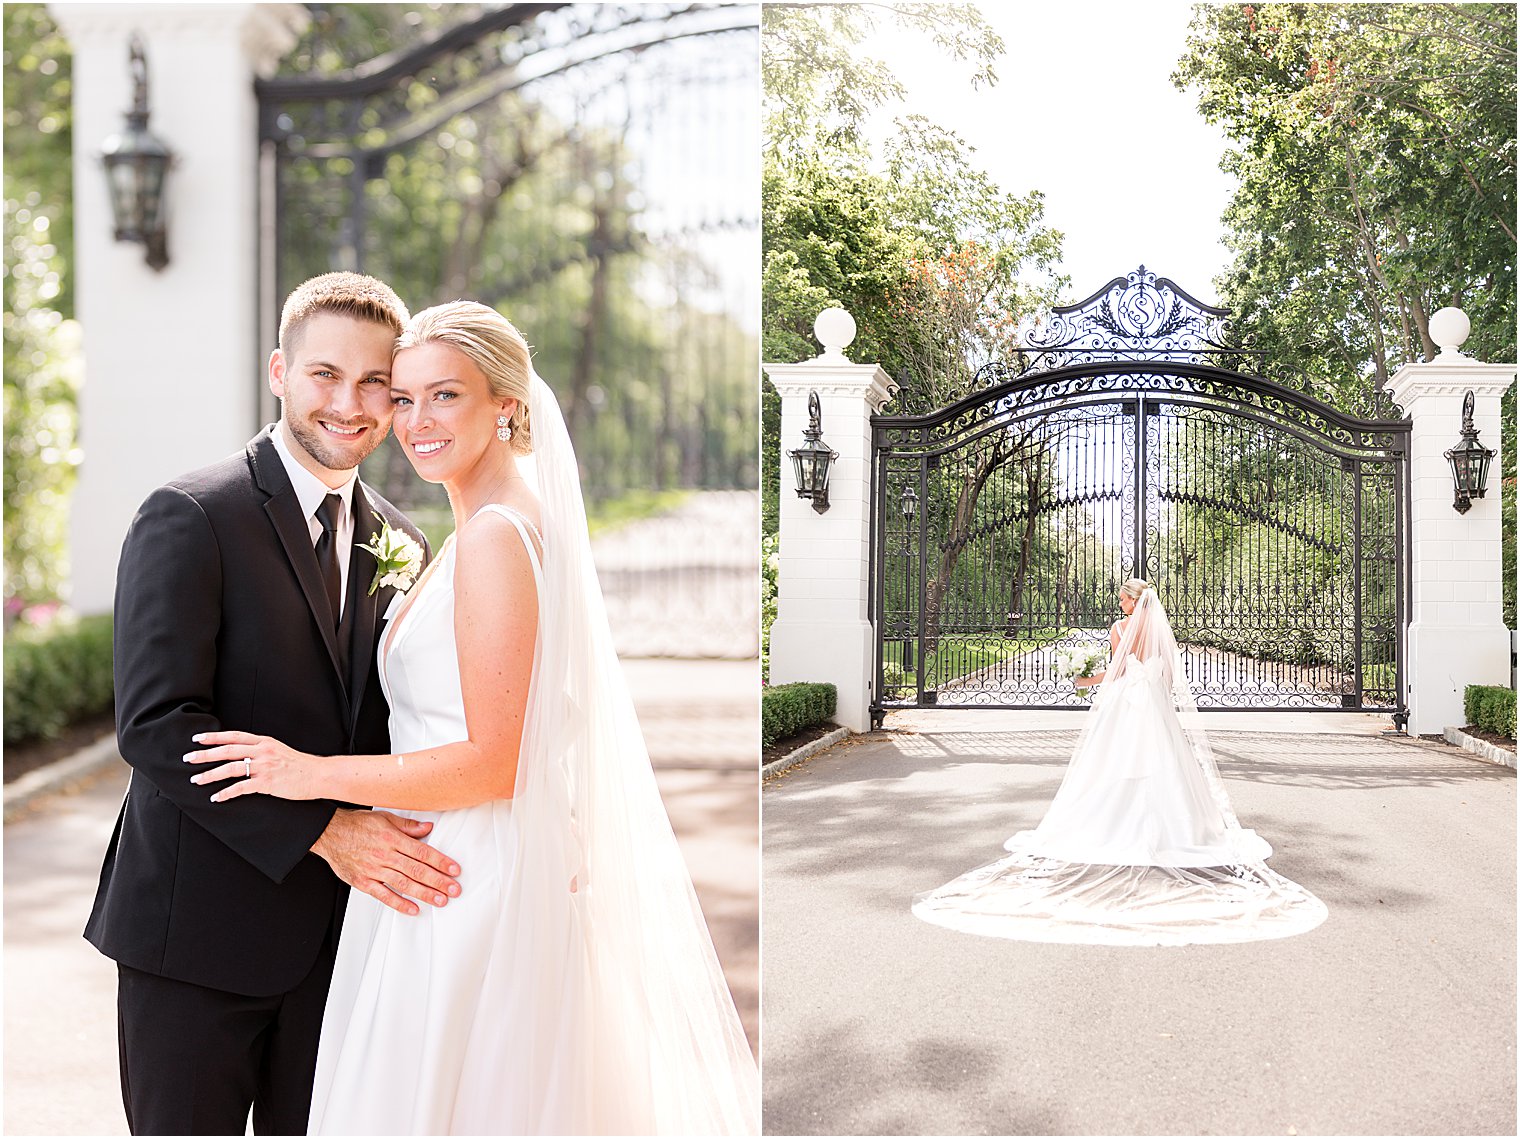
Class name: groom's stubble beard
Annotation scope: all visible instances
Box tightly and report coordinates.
[281,399,393,474]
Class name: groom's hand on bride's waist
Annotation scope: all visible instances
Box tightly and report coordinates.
[311,808,462,917]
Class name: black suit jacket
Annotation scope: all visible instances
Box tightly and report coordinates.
[85,426,428,997]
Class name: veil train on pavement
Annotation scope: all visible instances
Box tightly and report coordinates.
[458,369,759,1133]
[912,589,1329,948]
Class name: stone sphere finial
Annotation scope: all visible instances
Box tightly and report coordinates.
[814,307,856,361]
[1429,307,1472,360]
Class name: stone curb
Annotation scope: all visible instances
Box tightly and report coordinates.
[1443,725,1517,770]
[762,725,851,779]
[3,733,122,822]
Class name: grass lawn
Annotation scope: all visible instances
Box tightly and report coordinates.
[883,628,1075,693]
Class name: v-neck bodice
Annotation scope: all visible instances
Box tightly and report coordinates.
[376,504,544,761]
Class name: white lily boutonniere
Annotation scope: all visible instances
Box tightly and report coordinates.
[357,512,424,596]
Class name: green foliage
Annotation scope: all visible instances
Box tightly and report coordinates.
[761,4,1065,387]
[1175,2,1517,637]
[881,629,1068,697]
[276,7,757,510]
[1175,5,1516,396]
[762,4,1002,161]
[4,612,113,745]
[1464,684,1516,742]
[760,1,1066,652]
[1162,414,1401,683]
[4,4,78,608]
[760,532,779,682]
[1503,383,1515,630]
[761,681,837,748]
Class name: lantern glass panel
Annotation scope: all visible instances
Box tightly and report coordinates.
[790,451,812,495]
[811,451,831,495]
[1448,451,1470,493]
[105,157,143,238]
[1475,447,1493,491]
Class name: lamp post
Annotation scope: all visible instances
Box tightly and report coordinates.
[100,35,173,271]
[788,390,837,513]
[1444,389,1495,514]
[899,482,918,674]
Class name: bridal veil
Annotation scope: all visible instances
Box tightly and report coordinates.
[460,370,758,1133]
[912,589,1329,947]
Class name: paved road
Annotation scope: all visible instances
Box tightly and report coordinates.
[763,713,1515,1136]
[4,658,758,1137]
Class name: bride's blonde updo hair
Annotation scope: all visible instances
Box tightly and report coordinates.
[1119,577,1153,602]
[396,300,533,455]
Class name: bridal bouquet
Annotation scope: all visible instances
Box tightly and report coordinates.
[1053,645,1107,694]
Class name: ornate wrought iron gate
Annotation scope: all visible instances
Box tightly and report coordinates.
[255,3,758,509]
[255,4,760,659]
[870,268,1410,723]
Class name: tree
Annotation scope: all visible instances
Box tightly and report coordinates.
[1175,1,1517,628]
[272,5,757,509]
[3,4,77,613]
[762,3,1003,162]
[761,4,1066,538]
[1175,4,1515,392]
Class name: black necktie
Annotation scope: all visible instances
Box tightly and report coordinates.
[314,494,343,629]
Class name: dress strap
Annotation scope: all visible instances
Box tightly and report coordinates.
[471,502,545,592]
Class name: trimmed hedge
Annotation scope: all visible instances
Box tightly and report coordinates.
[762,682,837,749]
[1464,684,1516,742]
[4,613,114,746]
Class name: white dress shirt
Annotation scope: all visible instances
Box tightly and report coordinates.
[270,426,359,620]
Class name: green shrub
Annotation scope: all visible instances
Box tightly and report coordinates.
[1464,684,1516,742]
[761,681,837,748]
[760,532,778,684]
[3,612,113,745]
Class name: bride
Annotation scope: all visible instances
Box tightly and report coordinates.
[188,301,759,1134]
[912,578,1328,947]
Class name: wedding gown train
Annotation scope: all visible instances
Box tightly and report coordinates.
[912,592,1328,947]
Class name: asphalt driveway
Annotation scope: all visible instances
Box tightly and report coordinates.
[762,715,1515,1136]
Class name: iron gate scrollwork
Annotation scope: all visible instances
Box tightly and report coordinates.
[871,267,1410,722]
[257,4,760,659]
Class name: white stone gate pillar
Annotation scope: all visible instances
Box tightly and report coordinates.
[764,310,897,733]
[1386,308,1515,736]
[49,4,308,615]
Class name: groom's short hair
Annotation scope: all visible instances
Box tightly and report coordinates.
[279,272,410,357]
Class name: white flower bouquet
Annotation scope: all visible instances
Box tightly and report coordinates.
[1052,645,1107,693]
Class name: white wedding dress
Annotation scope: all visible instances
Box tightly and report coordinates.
[912,591,1328,947]
[309,506,557,1134]
[309,372,758,1134]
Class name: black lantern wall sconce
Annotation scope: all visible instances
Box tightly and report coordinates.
[100,35,173,271]
[1444,390,1494,514]
[789,391,838,514]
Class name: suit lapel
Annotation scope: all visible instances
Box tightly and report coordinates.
[249,428,346,684]
[346,483,383,733]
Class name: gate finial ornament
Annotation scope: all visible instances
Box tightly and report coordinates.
[815,307,856,362]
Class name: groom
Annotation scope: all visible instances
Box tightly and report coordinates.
[85,272,459,1135]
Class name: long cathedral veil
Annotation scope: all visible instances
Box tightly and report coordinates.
[458,370,759,1133]
[911,588,1328,948]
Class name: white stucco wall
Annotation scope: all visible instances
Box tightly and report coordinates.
[50,4,306,614]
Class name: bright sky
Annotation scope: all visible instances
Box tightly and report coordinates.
[861,1,1238,306]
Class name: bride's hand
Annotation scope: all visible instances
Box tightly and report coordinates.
[184,731,321,802]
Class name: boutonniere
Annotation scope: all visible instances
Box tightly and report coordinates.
[356,512,424,596]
